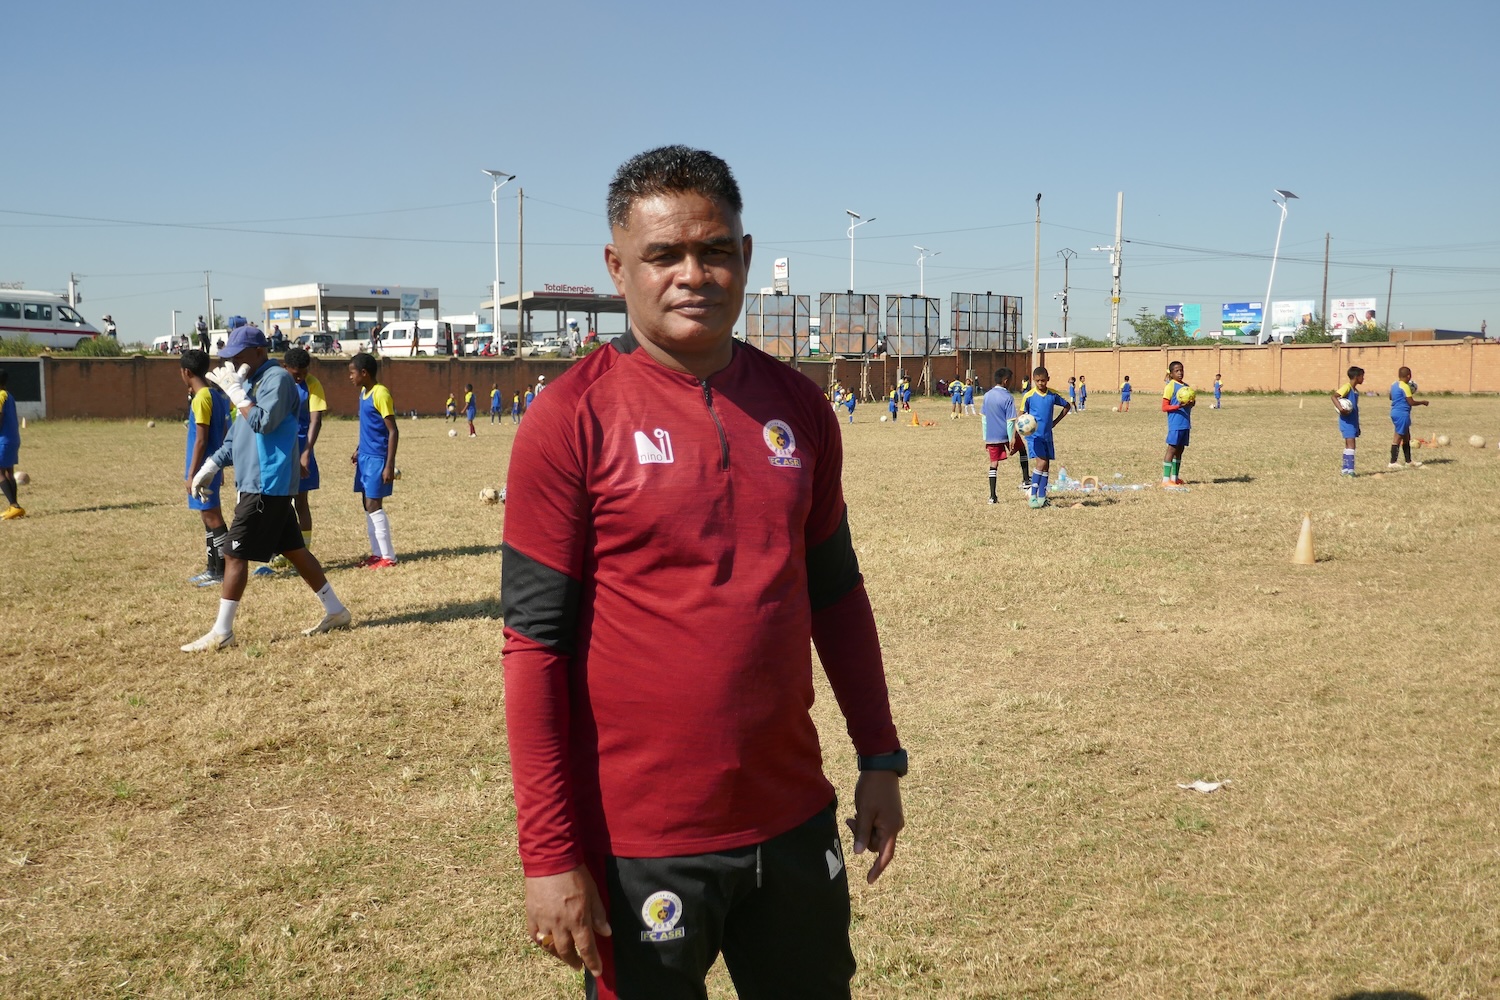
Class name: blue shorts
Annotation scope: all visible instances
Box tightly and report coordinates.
[466,408,476,420]
[1338,418,1360,440]
[1166,428,1191,449]
[0,437,17,467]
[188,476,222,511]
[354,452,393,499]
[1026,434,1055,461]
[299,448,320,492]
[1392,412,1411,436]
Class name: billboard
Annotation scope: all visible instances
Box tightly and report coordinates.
[743,293,811,360]
[1221,301,1264,338]
[819,293,880,356]
[772,257,789,294]
[1164,304,1203,337]
[1269,300,1316,339]
[952,292,1022,352]
[1329,297,1378,336]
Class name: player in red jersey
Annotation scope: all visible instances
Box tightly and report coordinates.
[501,147,905,999]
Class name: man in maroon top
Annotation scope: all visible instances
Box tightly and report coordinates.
[501,146,905,999]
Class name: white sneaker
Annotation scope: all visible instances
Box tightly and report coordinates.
[181,629,235,653]
[1407,461,1423,468]
[302,608,353,636]
[1388,462,1401,470]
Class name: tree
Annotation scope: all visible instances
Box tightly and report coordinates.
[1348,322,1389,343]
[1070,334,1111,348]
[1125,307,1194,346]
[1291,315,1336,344]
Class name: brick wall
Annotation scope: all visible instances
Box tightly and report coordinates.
[34,341,1497,419]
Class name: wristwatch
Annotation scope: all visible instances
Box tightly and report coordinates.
[857,748,908,777]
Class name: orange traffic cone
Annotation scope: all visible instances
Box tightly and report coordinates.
[1292,513,1316,566]
[910,409,921,427]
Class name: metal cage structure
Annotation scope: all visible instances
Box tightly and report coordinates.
[951,292,1022,353]
[818,293,881,358]
[885,295,942,357]
[742,293,811,360]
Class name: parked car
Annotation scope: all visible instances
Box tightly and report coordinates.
[295,332,341,355]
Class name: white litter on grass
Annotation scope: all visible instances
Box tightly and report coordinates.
[1177,779,1231,794]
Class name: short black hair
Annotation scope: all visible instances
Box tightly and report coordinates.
[351,352,379,377]
[180,349,211,377]
[1347,365,1364,379]
[1033,365,1049,378]
[995,367,1011,383]
[283,346,311,369]
[607,146,743,229]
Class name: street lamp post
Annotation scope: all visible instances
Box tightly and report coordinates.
[846,209,875,292]
[1056,248,1076,338]
[171,309,181,343]
[1263,189,1298,342]
[483,168,516,343]
[914,246,941,297]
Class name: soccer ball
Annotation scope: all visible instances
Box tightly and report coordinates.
[1437,434,1451,446]
[448,428,458,438]
[1112,406,1119,412]
[146,420,156,428]
[15,470,30,486]
[1469,434,1486,448]
[879,415,887,422]
[1015,413,1038,436]
[1176,386,1197,407]
[392,467,402,480]
[1336,397,1354,414]
[479,487,500,505]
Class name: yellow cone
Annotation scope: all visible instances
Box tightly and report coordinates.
[1292,512,1316,566]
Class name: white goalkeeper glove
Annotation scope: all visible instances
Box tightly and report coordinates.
[191,458,220,501]
[208,362,252,409]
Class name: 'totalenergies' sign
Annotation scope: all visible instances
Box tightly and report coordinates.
[544,283,595,294]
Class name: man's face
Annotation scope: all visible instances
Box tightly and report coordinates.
[284,362,308,384]
[605,191,751,360]
[1034,373,1049,392]
[225,345,266,372]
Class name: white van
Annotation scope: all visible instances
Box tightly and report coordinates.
[0,290,102,349]
[374,320,453,356]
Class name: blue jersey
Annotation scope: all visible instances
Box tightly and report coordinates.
[1390,380,1415,413]
[359,384,396,458]
[981,386,1018,443]
[206,360,300,496]
[950,382,963,402]
[1078,382,1087,401]
[1336,381,1360,430]
[1067,385,1077,403]
[0,387,18,445]
[962,384,975,404]
[1164,382,1192,434]
[185,386,231,478]
[1120,381,1132,401]
[1021,387,1068,437]
[1213,380,1222,398]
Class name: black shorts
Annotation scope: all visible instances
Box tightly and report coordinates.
[227,493,305,563]
[588,801,854,1000]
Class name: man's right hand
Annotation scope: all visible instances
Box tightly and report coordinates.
[525,865,611,978]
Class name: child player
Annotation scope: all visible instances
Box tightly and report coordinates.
[1077,375,1087,412]
[1067,376,1077,409]
[511,389,522,424]
[843,390,856,424]
[949,377,964,419]
[963,378,977,416]
[1162,361,1194,486]
[464,383,477,438]
[180,350,231,583]
[1020,366,1070,508]
[1331,365,1364,476]
[280,347,325,567]
[445,391,456,422]
[490,383,502,424]
[1213,374,1223,409]
[1389,366,1429,469]
[349,353,400,567]
[981,367,1024,504]
[0,370,23,519]
[1119,375,1132,412]
[887,385,898,423]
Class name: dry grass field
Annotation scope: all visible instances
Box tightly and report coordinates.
[3,389,1500,999]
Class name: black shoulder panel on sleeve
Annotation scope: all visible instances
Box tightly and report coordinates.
[501,542,582,653]
[806,507,861,612]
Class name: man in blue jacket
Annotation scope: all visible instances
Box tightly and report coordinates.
[180,321,352,651]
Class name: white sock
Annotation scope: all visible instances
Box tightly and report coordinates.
[316,582,346,615]
[370,509,395,561]
[365,513,379,555]
[214,598,239,636]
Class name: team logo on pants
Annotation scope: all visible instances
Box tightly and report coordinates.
[640,890,686,942]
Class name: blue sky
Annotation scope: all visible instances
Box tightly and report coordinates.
[5,1,1496,341]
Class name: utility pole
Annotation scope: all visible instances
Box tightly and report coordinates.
[1386,268,1395,330]
[516,188,525,343]
[1031,193,1041,372]
[1091,193,1124,345]
[204,271,213,328]
[1056,248,1076,338]
[1321,233,1330,331]
[68,272,80,308]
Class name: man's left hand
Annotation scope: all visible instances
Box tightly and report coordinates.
[846,770,904,884]
[208,362,252,410]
